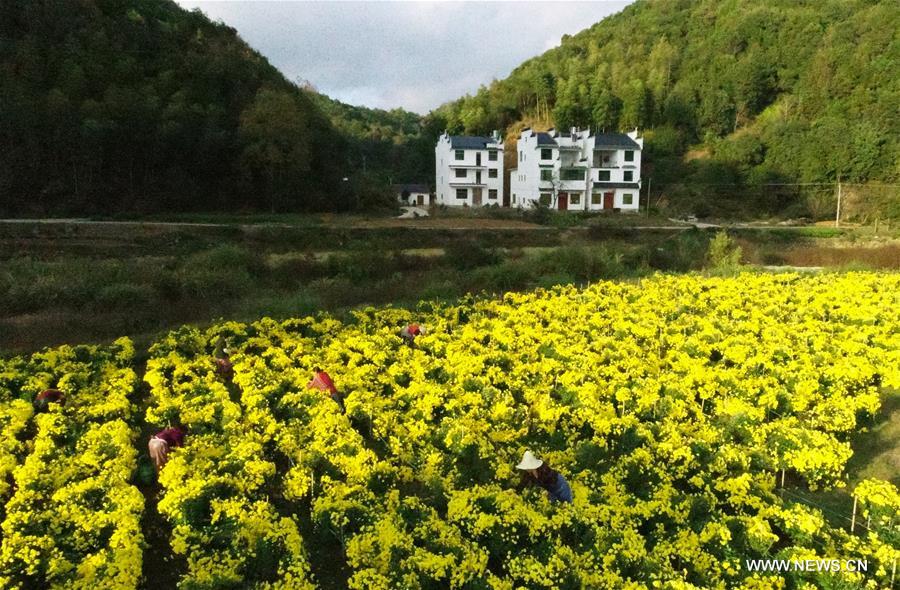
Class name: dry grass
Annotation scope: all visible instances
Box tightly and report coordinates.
[346,217,545,229]
[780,244,900,268]
[850,390,900,486]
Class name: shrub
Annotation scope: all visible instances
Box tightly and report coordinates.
[706,231,743,274]
[523,200,552,225]
[444,241,500,270]
[93,283,156,310]
[470,261,533,292]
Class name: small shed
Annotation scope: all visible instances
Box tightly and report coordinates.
[394,183,431,207]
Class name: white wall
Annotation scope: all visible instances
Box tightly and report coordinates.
[435,133,504,207]
[511,128,643,212]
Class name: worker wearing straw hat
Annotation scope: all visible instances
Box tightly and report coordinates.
[516,450,573,503]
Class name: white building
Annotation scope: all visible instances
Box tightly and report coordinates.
[393,183,431,207]
[509,128,643,212]
[435,132,504,207]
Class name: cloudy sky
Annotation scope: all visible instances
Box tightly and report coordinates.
[176,1,632,113]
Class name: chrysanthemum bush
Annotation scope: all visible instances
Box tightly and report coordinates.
[0,338,143,589]
[144,272,900,589]
[145,324,317,590]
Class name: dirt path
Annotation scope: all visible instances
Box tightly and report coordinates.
[131,369,186,590]
[0,217,551,231]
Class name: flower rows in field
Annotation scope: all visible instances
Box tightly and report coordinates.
[150,272,900,589]
[145,325,316,589]
[0,338,143,589]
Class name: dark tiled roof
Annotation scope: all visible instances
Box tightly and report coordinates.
[393,183,430,193]
[592,182,640,190]
[536,132,557,146]
[449,136,497,149]
[592,133,641,150]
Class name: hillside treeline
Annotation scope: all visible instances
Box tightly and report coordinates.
[437,0,899,216]
[0,0,429,216]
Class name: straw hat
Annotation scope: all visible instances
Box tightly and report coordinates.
[516,450,543,470]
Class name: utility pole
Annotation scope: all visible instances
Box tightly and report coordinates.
[835,176,842,228]
[646,177,652,217]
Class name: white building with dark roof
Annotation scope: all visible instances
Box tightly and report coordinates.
[435,131,504,207]
[393,183,431,206]
[509,127,643,211]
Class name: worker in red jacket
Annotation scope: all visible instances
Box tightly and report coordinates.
[307,367,345,412]
[34,389,65,413]
[400,323,425,347]
[148,425,186,473]
[213,336,234,380]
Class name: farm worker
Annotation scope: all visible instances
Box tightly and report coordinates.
[307,367,345,413]
[34,389,65,412]
[148,425,186,473]
[213,336,233,379]
[400,323,426,347]
[516,450,573,503]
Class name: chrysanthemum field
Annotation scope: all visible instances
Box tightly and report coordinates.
[1,272,898,589]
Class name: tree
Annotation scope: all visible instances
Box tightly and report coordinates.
[620,80,653,130]
[591,89,622,131]
[238,88,312,212]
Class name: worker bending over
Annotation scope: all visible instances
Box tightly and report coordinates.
[400,323,425,347]
[307,367,345,413]
[516,450,573,503]
[149,425,186,473]
[34,389,65,413]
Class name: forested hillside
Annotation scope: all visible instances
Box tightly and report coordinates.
[309,91,442,189]
[0,0,415,215]
[438,0,899,217]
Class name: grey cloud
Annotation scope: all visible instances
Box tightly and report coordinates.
[177,1,632,113]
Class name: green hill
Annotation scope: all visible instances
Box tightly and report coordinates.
[437,0,899,217]
[308,91,441,189]
[0,0,414,215]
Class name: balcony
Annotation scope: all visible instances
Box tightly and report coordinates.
[593,149,618,168]
[449,180,486,187]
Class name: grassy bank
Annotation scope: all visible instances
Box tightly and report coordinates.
[2,219,898,354]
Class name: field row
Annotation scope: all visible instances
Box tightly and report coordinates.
[144,273,900,589]
[0,272,898,588]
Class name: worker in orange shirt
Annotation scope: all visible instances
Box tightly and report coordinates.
[307,367,345,413]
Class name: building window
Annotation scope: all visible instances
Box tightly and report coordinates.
[561,168,583,181]
[488,189,497,199]
[456,188,467,200]
[624,150,634,162]
[597,170,610,182]
[489,150,498,161]
[623,193,634,205]
[624,170,633,182]
[455,150,464,160]
[541,148,552,160]
[540,169,553,181]
[539,193,552,206]
[571,193,581,205]
[591,193,602,205]
[519,151,523,162]
[455,168,466,178]
[489,169,498,179]
[512,194,517,204]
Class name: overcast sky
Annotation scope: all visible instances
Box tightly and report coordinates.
[175,1,632,113]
